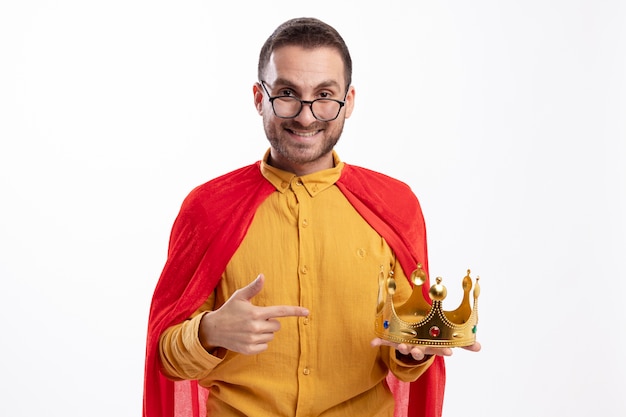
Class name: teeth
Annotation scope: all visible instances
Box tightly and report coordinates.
[291,130,319,137]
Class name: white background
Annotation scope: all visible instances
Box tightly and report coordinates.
[1,1,625,416]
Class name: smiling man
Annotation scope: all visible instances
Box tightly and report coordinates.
[143,17,479,417]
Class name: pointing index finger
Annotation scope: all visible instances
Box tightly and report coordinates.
[262,305,310,320]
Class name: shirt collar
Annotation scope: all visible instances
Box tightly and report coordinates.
[260,149,344,197]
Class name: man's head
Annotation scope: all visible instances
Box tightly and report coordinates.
[254,18,355,176]
[257,17,352,88]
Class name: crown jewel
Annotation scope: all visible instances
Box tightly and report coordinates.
[374,264,480,347]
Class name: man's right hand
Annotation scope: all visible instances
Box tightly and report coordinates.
[198,274,309,355]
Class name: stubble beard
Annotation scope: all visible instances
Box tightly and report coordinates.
[264,117,345,166]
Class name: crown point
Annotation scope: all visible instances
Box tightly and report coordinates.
[410,267,427,286]
[386,276,397,295]
[429,277,447,301]
[462,277,472,291]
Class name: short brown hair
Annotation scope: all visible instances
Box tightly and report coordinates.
[258,17,353,88]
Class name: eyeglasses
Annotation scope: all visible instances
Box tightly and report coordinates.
[260,81,348,122]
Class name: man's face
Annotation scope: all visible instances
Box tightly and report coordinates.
[254,45,355,175]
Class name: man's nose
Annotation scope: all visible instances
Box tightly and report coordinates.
[292,101,317,125]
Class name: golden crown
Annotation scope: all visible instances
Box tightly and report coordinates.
[374,264,480,347]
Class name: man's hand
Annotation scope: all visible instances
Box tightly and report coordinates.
[371,337,482,361]
[199,274,309,355]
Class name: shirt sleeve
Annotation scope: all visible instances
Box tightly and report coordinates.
[386,349,435,382]
[158,294,223,381]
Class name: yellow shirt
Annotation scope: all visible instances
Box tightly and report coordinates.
[159,152,433,417]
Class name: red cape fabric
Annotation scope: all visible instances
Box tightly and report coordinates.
[143,162,446,417]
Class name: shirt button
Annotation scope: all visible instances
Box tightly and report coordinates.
[303,368,310,375]
[280,181,288,189]
[300,265,308,274]
[303,317,310,325]
[295,179,303,186]
[302,219,309,227]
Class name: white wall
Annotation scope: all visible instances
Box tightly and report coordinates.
[1,1,624,416]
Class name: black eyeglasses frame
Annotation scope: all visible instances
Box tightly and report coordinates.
[259,80,349,122]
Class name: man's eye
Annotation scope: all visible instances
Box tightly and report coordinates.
[319,92,331,98]
[278,89,295,97]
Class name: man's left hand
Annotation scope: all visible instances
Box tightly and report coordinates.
[371,337,481,361]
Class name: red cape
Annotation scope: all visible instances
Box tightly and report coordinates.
[143,162,446,417]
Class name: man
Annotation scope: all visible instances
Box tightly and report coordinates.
[143,17,480,417]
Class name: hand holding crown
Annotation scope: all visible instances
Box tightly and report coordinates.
[370,336,481,362]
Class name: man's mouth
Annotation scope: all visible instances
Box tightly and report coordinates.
[287,128,322,137]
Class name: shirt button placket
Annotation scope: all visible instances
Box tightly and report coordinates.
[292,176,314,413]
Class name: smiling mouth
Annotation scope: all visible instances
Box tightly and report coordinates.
[287,128,323,137]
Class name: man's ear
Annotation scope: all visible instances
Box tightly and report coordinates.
[253,83,264,115]
[344,85,356,119]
